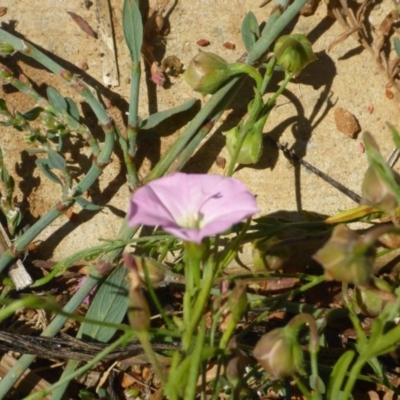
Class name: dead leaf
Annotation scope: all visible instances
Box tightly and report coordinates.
[379,10,398,36]
[328,27,360,52]
[67,11,97,39]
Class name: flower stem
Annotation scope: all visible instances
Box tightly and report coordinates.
[184,319,206,400]
[136,330,168,385]
[227,63,263,93]
[183,260,215,352]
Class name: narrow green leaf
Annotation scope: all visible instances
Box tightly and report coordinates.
[47,87,68,114]
[241,12,260,51]
[123,0,143,62]
[387,123,400,151]
[75,196,103,211]
[35,159,62,184]
[47,148,66,171]
[23,107,43,121]
[65,97,80,122]
[141,99,198,131]
[369,324,400,357]
[327,350,355,399]
[79,264,129,342]
[0,166,9,182]
[394,37,400,58]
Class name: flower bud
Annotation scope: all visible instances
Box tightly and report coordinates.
[228,280,248,323]
[0,65,13,80]
[150,62,166,86]
[0,42,14,56]
[225,338,251,386]
[182,51,230,95]
[273,34,317,75]
[312,224,375,286]
[252,237,289,271]
[124,253,150,332]
[253,327,304,378]
[223,123,263,165]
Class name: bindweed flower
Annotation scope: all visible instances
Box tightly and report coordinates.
[313,224,375,286]
[273,34,317,75]
[128,172,258,244]
[253,327,304,378]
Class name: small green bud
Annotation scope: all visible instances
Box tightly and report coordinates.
[313,225,375,286]
[253,327,304,378]
[0,65,13,80]
[0,42,14,56]
[273,34,317,75]
[182,51,230,95]
[223,123,263,165]
[354,278,392,317]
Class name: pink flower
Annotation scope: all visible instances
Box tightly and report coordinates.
[128,173,258,244]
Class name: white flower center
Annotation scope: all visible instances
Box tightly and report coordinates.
[178,211,205,229]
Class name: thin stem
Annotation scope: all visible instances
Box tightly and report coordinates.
[185,319,206,400]
[136,330,168,385]
[125,61,141,189]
